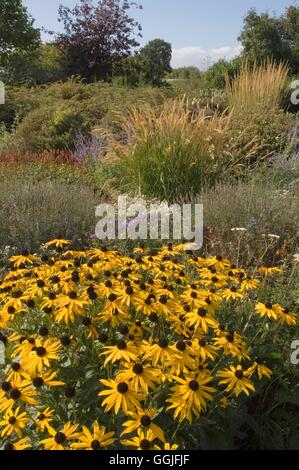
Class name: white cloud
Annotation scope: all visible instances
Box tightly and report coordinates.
[171,45,243,70]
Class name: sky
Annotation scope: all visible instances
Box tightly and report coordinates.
[23,0,298,70]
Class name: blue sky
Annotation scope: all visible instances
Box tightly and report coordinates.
[23,0,298,69]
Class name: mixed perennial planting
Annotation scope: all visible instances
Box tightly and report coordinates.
[0,240,297,450]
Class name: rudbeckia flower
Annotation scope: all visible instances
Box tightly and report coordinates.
[0,407,29,438]
[255,302,281,320]
[121,428,160,450]
[45,239,71,249]
[166,375,216,423]
[41,422,79,450]
[99,379,142,414]
[218,365,255,397]
[71,421,115,450]
[121,408,165,442]
[116,362,161,393]
[3,437,31,450]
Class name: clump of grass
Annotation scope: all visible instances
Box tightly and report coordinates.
[96,98,230,202]
[226,61,292,166]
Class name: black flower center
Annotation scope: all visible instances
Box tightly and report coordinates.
[108,293,117,302]
[176,340,186,351]
[91,440,101,450]
[141,415,152,427]
[39,327,49,337]
[55,432,66,444]
[149,312,158,322]
[1,381,12,392]
[158,338,168,349]
[61,336,71,346]
[4,442,14,450]
[8,417,16,425]
[189,380,200,391]
[36,347,47,357]
[98,333,108,343]
[133,364,144,375]
[117,382,128,394]
[235,370,244,379]
[65,387,76,398]
[119,325,129,335]
[140,439,151,450]
[10,388,21,400]
[33,377,44,388]
[69,291,78,300]
[117,339,127,350]
[198,308,207,317]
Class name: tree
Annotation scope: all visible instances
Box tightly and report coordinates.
[238,7,299,73]
[138,39,172,85]
[1,44,67,85]
[57,0,142,81]
[204,57,242,89]
[283,6,299,72]
[168,67,201,80]
[0,0,40,65]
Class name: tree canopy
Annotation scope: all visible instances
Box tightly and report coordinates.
[0,0,40,64]
[138,39,172,85]
[239,6,299,73]
[57,0,142,81]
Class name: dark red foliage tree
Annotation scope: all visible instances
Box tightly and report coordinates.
[57,0,142,81]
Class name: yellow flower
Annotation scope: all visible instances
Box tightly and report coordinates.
[116,362,161,393]
[0,407,29,438]
[35,408,54,432]
[101,340,137,366]
[259,266,283,277]
[121,408,165,442]
[255,302,281,320]
[21,338,62,374]
[166,375,216,423]
[40,422,79,450]
[121,428,160,450]
[99,379,142,415]
[45,239,71,249]
[3,437,31,450]
[218,365,255,397]
[72,421,115,450]
[9,252,38,268]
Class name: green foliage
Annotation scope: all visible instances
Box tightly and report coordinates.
[203,58,242,89]
[167,66,201,80]
[1,43,66,86]
[0,0,40,65]
[138,39,173,85]
[239,6,299,73]
[0,80,173,152]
